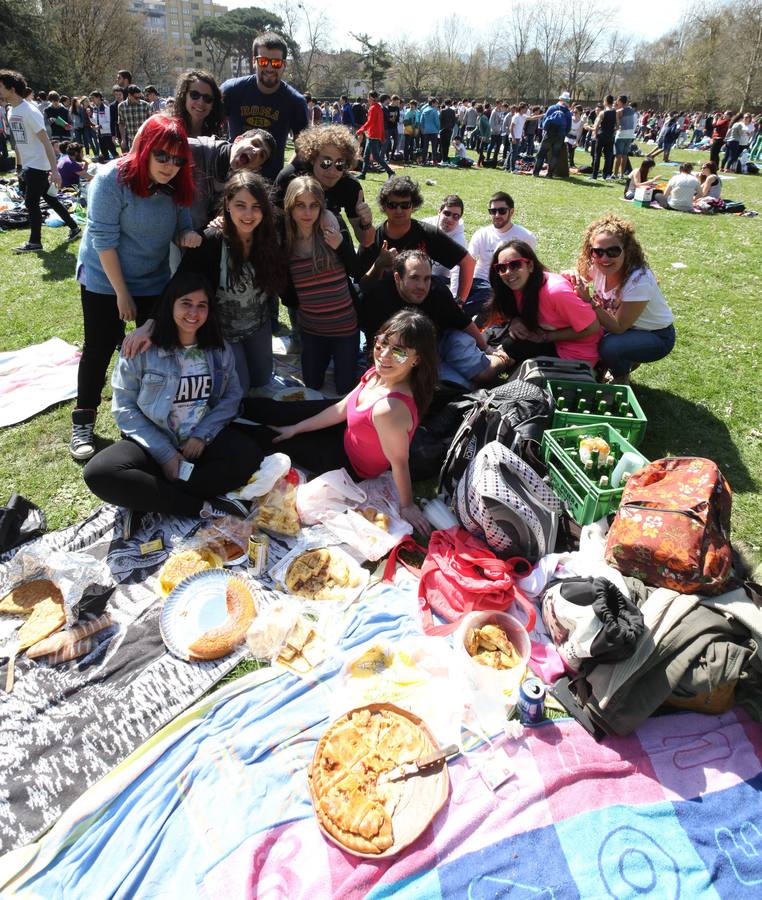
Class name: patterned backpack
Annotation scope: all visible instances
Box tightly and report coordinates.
[454,442,562,563]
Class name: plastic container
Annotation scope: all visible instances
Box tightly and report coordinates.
[541,423,648,525]
[546,379,647,446]
[455,611,530,699]
[611,450,647,488]
[421,497,459,531]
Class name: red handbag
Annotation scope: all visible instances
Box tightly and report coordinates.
[384,526,534,636]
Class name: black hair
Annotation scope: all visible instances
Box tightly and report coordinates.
[440,194,464,213]
[117,70,132,81]
[238,127,277,160]
[0,69,27,95]
[378,175,423,211]
[487,239,547,331]
[173,70,223,137]
[252,31,288,59]
[374,310,438,416]
[489,191,514,209]
[151,271,223,350]
[393,248,431,277]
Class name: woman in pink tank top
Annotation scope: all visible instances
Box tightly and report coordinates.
[243,310,438,534]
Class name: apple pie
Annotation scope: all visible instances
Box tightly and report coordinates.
[309,707,433,854]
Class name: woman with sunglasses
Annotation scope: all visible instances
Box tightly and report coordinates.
[272,124,374,247]
[570,214,675,382]
[71,115,201,461]
[282,175,362,394]
[485,240,601,368]
[242,310,438,535]
[174,70,224,140]
[698,161,722,198]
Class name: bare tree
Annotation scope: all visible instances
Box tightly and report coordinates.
[504,3,535,101]
[277,1,333,93]
[391,40,430,99]
[561,1,610,98]
[534,1,568,103]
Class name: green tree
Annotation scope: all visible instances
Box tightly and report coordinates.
[349,32,392,91]
[225,7,290,76]
[0,0,66,88]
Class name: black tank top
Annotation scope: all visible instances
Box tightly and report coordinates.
[599,108,617,139]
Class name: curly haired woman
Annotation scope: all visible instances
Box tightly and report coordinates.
[566,214,675,382]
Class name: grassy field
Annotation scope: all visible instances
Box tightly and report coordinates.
[1,145,761,561]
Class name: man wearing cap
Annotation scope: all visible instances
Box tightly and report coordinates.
[532,92,573,179]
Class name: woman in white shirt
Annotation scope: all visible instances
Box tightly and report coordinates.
[566,105,585,167]
[567,214,675,382]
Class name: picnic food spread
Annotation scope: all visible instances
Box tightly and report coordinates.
[308,706,437,855]
[187,575,256,661]
[464,623,522,670]
[284,548,361,600]
[359,507,391,532]
[158,547,223,596]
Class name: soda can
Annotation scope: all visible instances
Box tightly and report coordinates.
[247,532,269,577]
[518,677,546,726]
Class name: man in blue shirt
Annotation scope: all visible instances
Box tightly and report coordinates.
[221,31,308,181]
[532,91,573,179]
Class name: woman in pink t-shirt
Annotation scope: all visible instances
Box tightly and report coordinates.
[243,310,438,534]
[483,239,601,366]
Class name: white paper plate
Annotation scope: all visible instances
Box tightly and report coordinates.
[271,544,369,605]
[273,386,324,402]
[160,568,260,661]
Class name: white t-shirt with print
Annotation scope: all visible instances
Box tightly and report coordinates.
[168,346,212,444]
[666,173,699,211]
[9,100,50,170]
[468,222,537,282]
[593,267,674,331]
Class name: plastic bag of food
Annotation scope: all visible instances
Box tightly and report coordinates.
[255,473,302,538]
[193,515,258,565]
[245,595,326,675]
[296,469,367,525]
[234,453,291,501]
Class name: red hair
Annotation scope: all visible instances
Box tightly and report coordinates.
[117,115,194,206]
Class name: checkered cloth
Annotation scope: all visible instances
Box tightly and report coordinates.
[118,99,151,145]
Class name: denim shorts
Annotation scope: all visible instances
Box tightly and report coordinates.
[614,137,632,155]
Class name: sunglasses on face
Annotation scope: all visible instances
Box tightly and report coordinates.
[494,258,530,274]
[152,149,186,167]
[318,157,349,171]
[374,338,410,364]
[384,200,413,210]
[441,209,461,220]
[590,245,623,259]
[255,56,284,69]
[488,206,509,216]
[188,89,214,104]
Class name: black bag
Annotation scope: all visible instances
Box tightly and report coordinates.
[438,380,552,501]
[0,209,30,229]
[0,494,47,554]
[513,356,596,386]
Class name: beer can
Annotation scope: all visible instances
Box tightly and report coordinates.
[247,532,269,576]
[518,677,546,726]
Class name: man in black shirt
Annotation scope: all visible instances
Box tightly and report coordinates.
[359,250,509,389]
[439,99,456,163]
[590,94,616,180]
[358,175,474,303]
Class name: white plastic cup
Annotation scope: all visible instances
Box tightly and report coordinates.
[611,450,647,488]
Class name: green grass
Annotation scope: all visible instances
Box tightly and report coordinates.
[1,146,761,560]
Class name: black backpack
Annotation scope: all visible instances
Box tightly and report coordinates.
[438,380,551,502]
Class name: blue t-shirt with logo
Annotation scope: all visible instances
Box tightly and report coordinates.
[221,76,308,180]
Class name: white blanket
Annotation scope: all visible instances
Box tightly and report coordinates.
[0,337,80,427]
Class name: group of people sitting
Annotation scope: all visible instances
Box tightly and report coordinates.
[624,157,724,211]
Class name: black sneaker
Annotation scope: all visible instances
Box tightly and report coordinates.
[203,496,248,518]
[122,509,146,540]
[70,409,96,461]
[66,226,82,242]
[13,242,43,254]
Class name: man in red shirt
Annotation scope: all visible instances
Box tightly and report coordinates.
[356,90,394,179]
[710,109,732,166]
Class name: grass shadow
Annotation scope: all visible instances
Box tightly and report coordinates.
[40,240,79,283]
[635,384,757,494]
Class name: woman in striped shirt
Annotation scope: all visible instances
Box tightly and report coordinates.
[283,175,362,394]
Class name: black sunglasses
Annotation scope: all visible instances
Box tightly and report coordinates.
[319,157,349,171]
[488,206,509,216]
[441,209,461,220]
[591,246,623,259]
[493,258,531,274]
[152,149,186,167]
[188,89,214,104]
[385,200,413,210]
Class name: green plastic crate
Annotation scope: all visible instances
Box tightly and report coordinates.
[546,379,647,446]
[541,423,649,524]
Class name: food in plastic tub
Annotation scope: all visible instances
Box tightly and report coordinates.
[455,611,530,697]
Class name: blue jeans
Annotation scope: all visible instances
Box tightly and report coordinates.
[533,130,565,177]
[507,138,522,170]
[301,330,360,394]
[462,277,493,320]
[360,139,393,176]
[438,329,490,388]
[230,322,273,395]
[421,133,439,164]
[599,323,676,377]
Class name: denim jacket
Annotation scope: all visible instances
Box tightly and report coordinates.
[111,343,242,465]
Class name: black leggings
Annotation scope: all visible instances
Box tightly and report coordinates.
[83,426,263,516]
[77,287,158,411]
[497,337,558,364]
[241,397,359,478]
[21,166,78,244]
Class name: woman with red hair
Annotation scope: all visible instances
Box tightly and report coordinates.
[71,115,202,461]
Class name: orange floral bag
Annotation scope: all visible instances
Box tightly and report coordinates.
[604,457,732,595]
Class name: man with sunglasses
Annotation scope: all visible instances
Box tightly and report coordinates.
[359,176,474,304]
[359,250,509,389]
[465,191,536,318]
[423,195,466,296]
[221,31,308,181]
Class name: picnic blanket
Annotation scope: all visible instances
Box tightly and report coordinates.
[0,505,283,855]
[0,338,80,427]
[3,576,761,898]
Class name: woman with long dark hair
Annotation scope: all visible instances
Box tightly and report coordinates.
[484,240,601,367]
[624,157,657,200]
[83,272,263,538]
[173,70,224,139]
[71,115,201,461]
[243,310,438,534]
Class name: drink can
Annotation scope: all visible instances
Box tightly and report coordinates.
[518,677,546,725]
[247,532,269,576]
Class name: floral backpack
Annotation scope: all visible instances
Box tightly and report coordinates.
[604,457,733,595]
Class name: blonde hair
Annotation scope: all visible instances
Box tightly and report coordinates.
[283,175,333,272]
[577,213,649,299]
